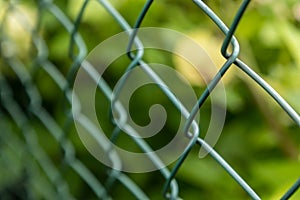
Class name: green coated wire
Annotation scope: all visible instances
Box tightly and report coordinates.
[197,137,260,199]
[99,1,247,197]
[43,0,150,198]
[221,0,251,58]
[194,0,299,198]
[1,0,299,199]
[98,0,184,198]
[3,2,111,198]
[0,75,73,199]
[80,60,166,199]
[190,1,261,199]
[33,26,109,200]
[98,0,237,198]
[67,0,89,87]
[0,6,73,198]
[0,120,56,199]
[106,0,154,190]
[97,0,198,160]
[165,0,248,198]
[236,60,300,126]
[193,0,300,126]
[68,0,89,61]
[110,0,153,123]
[41,2,122,199]
[40,0,298,198]
[97,0,202,198]
[97,2,207,198]
[106,0,153,191]
[126,0,154,58]
[33,10,112,200]
[7,59,76,198]
[118,173,150,200]
[64,1,151,198]
[163,58,240,198]
[281,178,300,200]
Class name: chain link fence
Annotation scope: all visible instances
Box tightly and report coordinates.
[0,0,299,199]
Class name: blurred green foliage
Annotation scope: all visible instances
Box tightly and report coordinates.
[0,0,299,199]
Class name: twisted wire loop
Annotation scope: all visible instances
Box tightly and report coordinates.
[95,0,181,198]
[38,0,150,199]
[192,0,299,199]
[0,3,72,199]
[0,0,299,199]
[0,1,111,199]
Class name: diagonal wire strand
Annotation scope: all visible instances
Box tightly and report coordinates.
[0,0,299,199]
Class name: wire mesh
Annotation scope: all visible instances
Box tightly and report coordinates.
[0,0,299,199]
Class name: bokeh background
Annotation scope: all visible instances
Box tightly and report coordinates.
[0,0,300,199]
